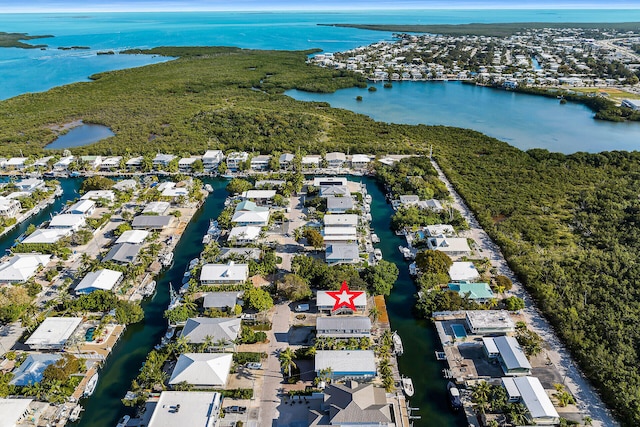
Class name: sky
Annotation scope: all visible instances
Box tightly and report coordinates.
[3,0,640,12]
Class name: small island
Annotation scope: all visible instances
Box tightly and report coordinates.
[0,31,52,49]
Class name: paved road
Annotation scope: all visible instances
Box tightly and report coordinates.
[259,302,291,427]
[431,159,618,427]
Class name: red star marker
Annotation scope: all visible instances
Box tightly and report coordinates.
[326,281,364,312]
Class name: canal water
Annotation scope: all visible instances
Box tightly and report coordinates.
[363,176,466,427]
[75,178,228,427]
[45,124,115,150]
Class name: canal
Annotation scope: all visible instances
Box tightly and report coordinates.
[75,178,228,427]
[363,176,467,427]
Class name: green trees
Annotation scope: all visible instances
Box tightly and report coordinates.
[115,301,144,324]
[243,287,273,312]
[360,260,399,296]
[303,228,324,250]
[504,296,525,312]
[278,348,297,379]
[80,176,115,193]
[226,178,253,195]
[278,274,312,301]
[415,250,452,275]
[164,305,197,324]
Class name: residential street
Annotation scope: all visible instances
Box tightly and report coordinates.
[431,159,618,427]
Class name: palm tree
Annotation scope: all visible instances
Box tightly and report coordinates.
[506,402,529,426]
[175,336,190,355]
[202,335,214,353]
[471,380,492,414]
[278,348,297,379]
[368,307,380,323]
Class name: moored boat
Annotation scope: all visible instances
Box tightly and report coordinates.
[401,376,414,397]
[371,233,380,243]
[374,248,383,261]
[141,281,156,298]
[447,381,463,411]
[116,414,130,427]
[204,184,214,192]
[392,331,404,356]
[83,373,98,397]
[160,252,174,268]
[69,405,83,422]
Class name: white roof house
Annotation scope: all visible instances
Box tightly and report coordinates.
[53,156,75,170]
[315,350,376,380]
[227,226,261,244]
[323,214,358,227]
[0,398,33,427]
[99,156,122,169]
[326,196,354,213]
[112,179,138,192]
[75,269,123,294]
[465,310,516,335]
[116,230,149,245]
[325,243,360,265]
[25,317,82,350]
[320,185,349,198]
[0,254,51,283]
[449,262,480,282]
[180,317,242,344]
[153,153,176,166]
[317,290,367,313]
[302,155,321,167]
[14,178,45,193]
[241,190,277,201]
[4,157,28,169]
[143,201,170,215]
[510,377,560,425]
[316,316,371,338]
[81,190,116,203]
[0,198,21,218]
[168,353,233,387]
[48,214,86,231]
[178,157,199,169]
[323,226,358,242]
[21,228,70,244]
[350,154,371,169]
[66,199,95,216]
[226,152,249,170]
[203,291,241,309]
[147,391,221,427]
[231,210,270,227]
[426,224,455,237]
[325,152,346,168]
[126,156,143,168]
[490,336,532,376]
[202,150,224,167]
[313,177,347,187]
[427,237,471,257]
[200,262,249,285]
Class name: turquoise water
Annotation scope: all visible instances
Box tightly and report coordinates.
[45,123,115,150]
[2,10,640,100]
[287,82,640,153]
[451,324,467,339]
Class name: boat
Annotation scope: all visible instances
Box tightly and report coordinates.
[167,284,181,310]
[69,405,83,422]
[398,246,414,260]
[447,381,463,411]
[188,257,199,270]
[371,233,380,243]
[160,252,174,268]
[116,415,131,427]
[83,373,98,397]
[409,262,418,276]
[204,184,213,192]
[374,248,383,261]
[392,331,404,356]
[364,194,372,204]
[202,234,212,244]
[401,377,415,397]
[179,281,190,294]
[141,280,156,298]
[207,219,221,236]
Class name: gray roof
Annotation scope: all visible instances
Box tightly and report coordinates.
[493,336,532,371]
[218,247,261,261]
[103,242,141,264]
[325,243,359,261]
[132,215,173,229]
[316,316,371,333]
[327,196,354,211]
[180,317,241,344]
[202,292,241,309]
[320,185,349,197]
[10,354,62,386]
[313,381,391,425]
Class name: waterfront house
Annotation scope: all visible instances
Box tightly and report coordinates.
[250,154,271,171]
[103,243,142,264]
[326,196,354,214]
[160,183,189,198]
[9,353,62,386]
[74,269,123,294]
[485,336,532,376]
[622,99,640,111]
[125,156,143,170]
[147,391,221,427]
[316,316,371,338]
[48,214,86,232]
[448,282,494,303]
[0,254,51,284]
[317,290,366,314]
[279,153,295,169]
[0,398,33,426]
[320,185,349,198]
[350,154,371,169]
[241,190,277,206]
[323,214,358,228]
[313,177,347,187]
[168,353,233,388]
[14,178,45,193]
[227,226,261,245]
[325,152,346,168]
[34,156,53,168]
[323,227,358,243]
[202,150,224,170]
[449,262,480,283]
[325,243,360,265]
[218,247,262,262]
[21,228,70,245]
[66,199,96,216]
[80,155,102,169]
[112,179,138,192]
[178,157,199,172]
[25,317,83,351]
[308,381,392,427]
[225,152,249,171]
[202,291,242,310]
[116,230,149,245]
[81,190,116,203]
[152,153,176,168]
[425,224,455,237]
[131,215,174,230]
[427,237,471,257]
[465,310,515,335]
[503,377,560,425]
[200,262,249,285]
[314,350,376,381]
[53,156,75,171]
[4,157,28,170]
[302,155,321,169]
[0,198,21,218]
[180,317,241,345]
[232,201,270,226]
[99,156,122,170]
[142,201,170,215]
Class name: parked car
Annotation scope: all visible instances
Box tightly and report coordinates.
[295,303,309,312]
[246,362,262,370]
[223,406,247,414]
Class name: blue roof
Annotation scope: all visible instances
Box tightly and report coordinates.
[10,354,62,386]
[448,283,494,300]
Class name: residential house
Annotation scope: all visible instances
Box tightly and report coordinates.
[202,150,224,170]
[241,190,276,206]
[147,391,221,427]
[448,262,480,283]
[465,310,515,335]
[153,153,176,168]
[317,290,366,314]
[79,155,102,169]
[115,230,149,245]
[25,317,83,351]
[20,228,70,245]
[14,179,45,193]
[48,214,86,232]
[427,237,471,257]
[74,269,123,294]
[112,179,138,192]
[320,185,349,198]
[279,153,295,169]
[142,201,170,215]
[125,156,143,170]
[232,201,270,226]
[425,224,455,237]
[81,190,116,203]
[250,155,271,171]
[323,214,358,228]
[131,215,174,230]
[0,198,21,218]
[350,154,371,169]
[200,262,249,285]
[314,350,376,381]
[202,291,242,310]
[178,157,199,172]
[323,227,358,243]
[66,200,95,216]
[484,336,532,376]
[448,283,494,303]
[225,152,249,171]
[316,316,371,338]
[227,226,261,245]
[0,398,33,427]
[53,156,75,171]
[218,247,261,262]
[168,353,233,388]
[325,243,360,265]
[325,152,346,168]
[326,196,354,214]
[180,317,241,345]
[502,377,560,425]
[4,157,28,170]
[0,254,51,284]
[313,177,347,187]
[33,156,53,168]
[301,155,321,169]
[9,354,62,386]
[103,243,142,264]
[99,156,122,170]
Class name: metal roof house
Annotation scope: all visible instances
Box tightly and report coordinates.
[81,190,115,203]
[325,152,346,168]
[200,262,249,285]
[0,254,51,284]
[465,310,515,335]
[323,214,358,227]
[168,353,233,388]
[0,398,33,427]
[147,391,221,427]
[25,317,83,351]
[486,336,532,376]
[326,196,354,214]
[48,214,86,231]
[9,353,62,386]
[427,237,471,257]
[180,317,241,345]
[202,291,242,310]
[317,290,367,314]
[66,199,96,216]
[74,269,123,294]
[21,228,70,245]
[131,215,173,230]
[504,377,560,425]
[448,283,494,302]
[449,261,480,283]
[315,350,376,381]
[115,230,149,245]
[316,316,371,338]
[103,243,142,264]
[202,150,224,169]
[325,243,360,265]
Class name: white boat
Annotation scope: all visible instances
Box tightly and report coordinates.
[160,252,174,268]
[116,415,131,427]
[167,284,181,310]
[448,381,463,411]
[409,262,418,276]
[69,405,83,422]
[364,194,372,204]
[398,246,414,260]
[207,220,221,236]
[204,184,213,192]
[371,233,380,243]
[401,377,415,397]
[188,257,199,270]
[141,281,156,298]
[202,234,212,244]
[392,331,404,356]
[374,248,383,261]
[83,373,98,397]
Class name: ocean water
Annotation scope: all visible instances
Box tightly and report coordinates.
[2,9,640,100]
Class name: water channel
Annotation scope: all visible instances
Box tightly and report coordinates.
[45,124,115,151]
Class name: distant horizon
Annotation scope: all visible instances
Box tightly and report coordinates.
[3,1,640,14]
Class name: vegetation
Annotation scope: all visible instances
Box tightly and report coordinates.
[0,32,51,49]
[80,175,115,193]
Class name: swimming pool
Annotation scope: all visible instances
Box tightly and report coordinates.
[451,324,467,339]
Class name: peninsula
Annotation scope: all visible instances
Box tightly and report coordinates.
[0,31,52,49]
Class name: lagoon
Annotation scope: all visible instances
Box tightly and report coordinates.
[287,81,640,154]
[46,123,115,150]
